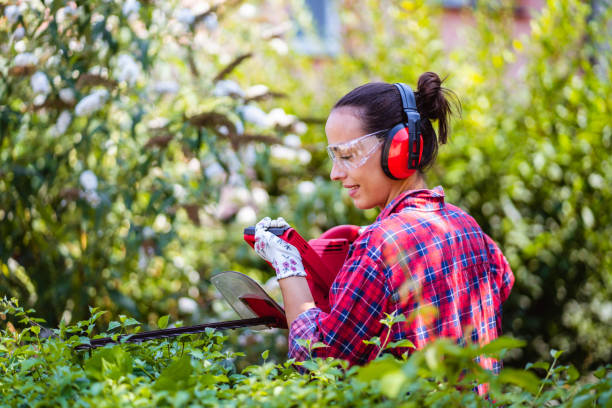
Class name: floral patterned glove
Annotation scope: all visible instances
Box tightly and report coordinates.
[254,217,307,280]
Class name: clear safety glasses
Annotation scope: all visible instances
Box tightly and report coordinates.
[326,129,389,170]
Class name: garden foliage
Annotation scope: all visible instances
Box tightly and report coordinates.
[1,299,611,407]
[1,0,611,374]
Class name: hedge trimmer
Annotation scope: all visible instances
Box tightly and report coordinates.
[76,225,360,350]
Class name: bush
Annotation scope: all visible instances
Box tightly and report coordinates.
[1,0,611,371]
[1,299,611,407]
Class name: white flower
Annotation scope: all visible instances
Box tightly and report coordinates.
[14,53,38,67]
[202,12,217,30]
[115,54,141,86]
[188,158,201,173]
[153,214,171,233]
[53,110,72,136]
[293,121,308,135]
[153,80,179,94]
[236,206,257,224]
[268,108,294,127]
[12,26,25,40]
[14,40,26,53]
[173,256,186,269]
[138,246,149,271]
[233,118,244,135]
[297,181,316,196]
[75,89,108,117]
[245,84,268,99]
[178,297,198,314]
[242,145,256,166]
[231,186,250,204]
[122,0,140,18]
[269,38,288,55]
[298,149,312,164]
[4,5,20,24]
[81,190,101,207]
[147,117,169,129]
[63,4,78,17]
[142,226,155,239]
[173,184,187,201]
[241,105,269,128]
[59,88,75,104]
[251,187,269,207]
[212,80,244,97]
[284,134,301,148]
[238,3,257,19]
[33,94,46,106]
[30,72,51,95]
[270,145,297,161]
[79,170,98,191]
[176,8,195,25]
[204,162,226,183]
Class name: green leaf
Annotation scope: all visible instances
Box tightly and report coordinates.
[84,347,133,381]
[300,359,319,372]
[357,356,403,382]
[379,370,406,398]
[261,350,269,360]
[154,355,193,392]
[498,368,540,395]
[157,315,169,329]
[310,342,329,350]
[525,361,550,371]
[386,339,416,349]
[479,336,526,355]
[362,336,381,347]
[296,338,311,349]
[550,349,563,359]
[107,321,121,332]
[123,317,140,327]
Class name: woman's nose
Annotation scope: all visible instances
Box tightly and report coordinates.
[330,161,347,181]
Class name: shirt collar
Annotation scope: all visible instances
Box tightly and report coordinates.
[376,185,445,221]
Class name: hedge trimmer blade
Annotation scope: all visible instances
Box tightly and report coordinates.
[76,271,287,350]
[74,316,278,350]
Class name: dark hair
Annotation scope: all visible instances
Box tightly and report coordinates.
[332,72,460,171]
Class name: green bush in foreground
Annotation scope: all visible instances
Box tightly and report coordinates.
[1,299,610,407]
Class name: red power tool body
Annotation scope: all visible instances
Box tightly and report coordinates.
[243,224,361,313]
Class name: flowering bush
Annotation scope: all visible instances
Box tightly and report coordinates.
[0,0,308,333]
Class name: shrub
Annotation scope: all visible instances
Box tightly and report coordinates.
[1,298,611,407]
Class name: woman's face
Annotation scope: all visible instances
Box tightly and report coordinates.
[325,108,394,210]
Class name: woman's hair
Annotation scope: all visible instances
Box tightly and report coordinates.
[332,72,460,171]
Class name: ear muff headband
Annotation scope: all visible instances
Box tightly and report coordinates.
[381,83,424,179]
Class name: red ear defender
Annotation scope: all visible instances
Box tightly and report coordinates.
[381,83,423,180]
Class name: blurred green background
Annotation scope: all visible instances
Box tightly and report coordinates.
[1,0,610,370]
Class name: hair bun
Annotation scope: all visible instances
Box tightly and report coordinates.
[415,72,460,147]
[416,72,444,120]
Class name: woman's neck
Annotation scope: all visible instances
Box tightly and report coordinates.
[383,173,428,208]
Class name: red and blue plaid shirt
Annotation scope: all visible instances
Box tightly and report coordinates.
[289,186,514,374]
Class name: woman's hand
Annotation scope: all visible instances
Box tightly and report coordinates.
[254,217,307,280]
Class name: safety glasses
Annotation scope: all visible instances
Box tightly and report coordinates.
[326,129,388,170]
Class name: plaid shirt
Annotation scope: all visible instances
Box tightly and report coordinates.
[289,186,514,375]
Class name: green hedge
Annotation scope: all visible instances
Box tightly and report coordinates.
[1,0,611,372]
[1,299,611,407]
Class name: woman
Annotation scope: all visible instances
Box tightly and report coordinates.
[254,72,514,373]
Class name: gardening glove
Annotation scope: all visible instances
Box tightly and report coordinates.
[254,217,307,280]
